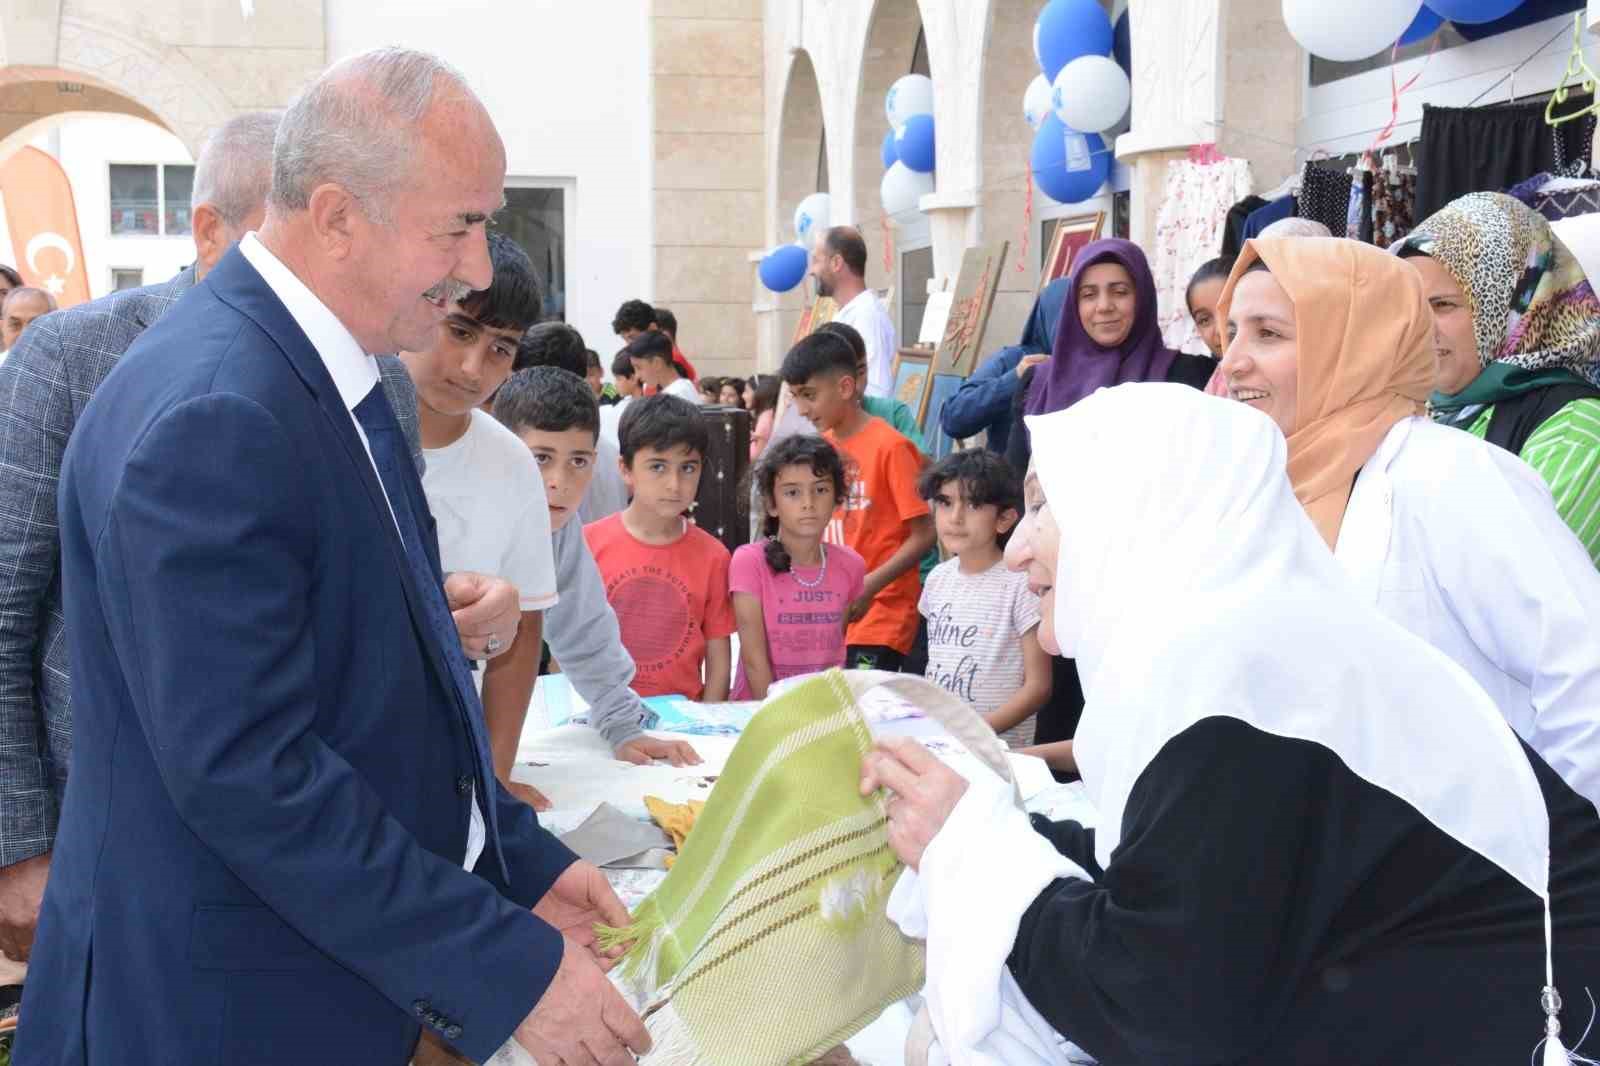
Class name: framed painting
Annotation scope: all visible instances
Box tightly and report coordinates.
[789,296,840,345]
[891,348,932,420]
[921,372,965,460]
[932,239,1009,379]
[1039,211,1105,293]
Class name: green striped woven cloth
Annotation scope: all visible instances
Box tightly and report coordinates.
[598,670,926,1065]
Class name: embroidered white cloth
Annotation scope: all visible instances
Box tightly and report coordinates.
[1150,158,1253,353]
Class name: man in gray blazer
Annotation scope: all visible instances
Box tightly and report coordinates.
[0,111,520,963]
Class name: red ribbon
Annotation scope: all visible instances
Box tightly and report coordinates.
[881,207,895,276]
[1371,34,1438,154]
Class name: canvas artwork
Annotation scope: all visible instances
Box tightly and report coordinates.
[921,372,965,460]
[790,296,840,345]
[1039,212,1105,293]
[891,349,932,418]
[933,240,1009,378]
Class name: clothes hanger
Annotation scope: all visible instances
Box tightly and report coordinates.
[1546,13,1600,128]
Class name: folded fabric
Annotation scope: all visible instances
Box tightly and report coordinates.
[557,802,674,869]
[600,670,1005,1066]
[642,796,705,868]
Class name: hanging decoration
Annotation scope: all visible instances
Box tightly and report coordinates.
[881,129,900,169]
[885,74,934,130]
[793,193,832,248]
[1283,0,1424,62]
[881,162,936,224]
[1398,5,1446,44]
[1052,55,1131,132]
[1425,0,1525,23]
[758,244,809,293]
[1034,0,1115,82]
[1024,74,1054,130]
[895,114,937,174]
[1031,115,1110,205]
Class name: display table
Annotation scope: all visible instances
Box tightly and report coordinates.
[490,675,1099,1066]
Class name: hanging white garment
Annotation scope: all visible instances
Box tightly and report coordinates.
[1149,157,1253,354]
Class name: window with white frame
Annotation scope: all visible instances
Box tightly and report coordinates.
[110,268,144,291]
[109,163,195,236]
[494,184,568,321]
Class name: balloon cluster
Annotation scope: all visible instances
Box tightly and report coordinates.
[880,74,937,226]
[1284,0,1524,63]
[1026,0,1126,205]
[759,190,833,293]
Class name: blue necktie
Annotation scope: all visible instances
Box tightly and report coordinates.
[351,383,499,861]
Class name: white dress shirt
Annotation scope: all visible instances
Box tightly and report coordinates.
[834,289,899,399]
[239,233,487,871]
[1336,417,1600,814]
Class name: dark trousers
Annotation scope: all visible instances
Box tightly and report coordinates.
[847,645,905,672]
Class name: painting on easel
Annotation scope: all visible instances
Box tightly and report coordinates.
[932,240,1009,378]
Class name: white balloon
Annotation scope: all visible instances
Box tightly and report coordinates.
[880,162,935,224]
[793,192,832,246]
[1282,0,1423,63]
[885,73,934,129]
[1051,56,1131,133]
[1023,74,1054,131]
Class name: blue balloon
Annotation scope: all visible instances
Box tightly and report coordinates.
[759,244,809,293]
[1031,115,1110,205]
[1035,0,1114,82]
[1424,0,1525,24]
[1455,0,1565,40]
[1113,10,1132,75]
[881,128,899,169]
[1398,5,1445,44]
[895,114,937,174]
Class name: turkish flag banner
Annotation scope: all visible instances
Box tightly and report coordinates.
[0,147,91,308]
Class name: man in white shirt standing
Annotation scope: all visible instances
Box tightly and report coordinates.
[812,225,897,398]
[626,329,701,404]
[400,232,558,810]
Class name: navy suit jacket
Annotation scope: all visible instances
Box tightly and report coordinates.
[17,247,574,1066]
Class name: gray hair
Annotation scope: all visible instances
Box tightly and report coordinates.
[1257,217,1333,240]
[270,47,471,223]
[3,287,57,313]
[191,111,281,228]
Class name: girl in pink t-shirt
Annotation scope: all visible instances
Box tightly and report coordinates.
[730,435,866,699]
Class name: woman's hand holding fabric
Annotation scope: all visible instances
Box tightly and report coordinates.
[860,737,968,871]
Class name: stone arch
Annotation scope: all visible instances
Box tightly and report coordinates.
[51,16,236,158]
[0,68,169,164]
[853,0,928,315]
[773,48,829,343]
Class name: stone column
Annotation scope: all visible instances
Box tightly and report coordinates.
[1114,0,1225,245]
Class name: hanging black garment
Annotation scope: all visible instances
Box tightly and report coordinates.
[1299,163,1353,235]
[1220,195,1268,257]
[1416,96,1594,221]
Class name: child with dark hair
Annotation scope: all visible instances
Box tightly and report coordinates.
[399,232,557,809]
[612,348,642,401]
[585,395,734,700]
[611,298,657,340]
[698,375,723,405]
[781,332,934,672]
[583,347,614,404]
[1186,255,1236,358]
[916,449,1050,746]
[818,320,926,452]
[626,331,700,404]
[493,369,701,771]
[729,436,866,699]
[516,321,587,375]
[718,380,744,408]
[746,374,781,459]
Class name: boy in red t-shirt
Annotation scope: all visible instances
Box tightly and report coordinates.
[584,394,734,700]
[782,332,935,672]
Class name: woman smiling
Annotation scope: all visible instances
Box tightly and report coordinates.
[1218,237,1600,816]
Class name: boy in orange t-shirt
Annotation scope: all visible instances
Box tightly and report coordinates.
[782,332,935,671]
[584,394,735,700]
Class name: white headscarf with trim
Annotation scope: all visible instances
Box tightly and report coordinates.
[1026,382,1571,1063]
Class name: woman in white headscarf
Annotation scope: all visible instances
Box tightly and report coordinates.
[863,384,1600,1066]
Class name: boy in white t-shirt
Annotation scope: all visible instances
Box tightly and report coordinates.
[917,448,1051,747]
[400,232,558,809]
[625,330,701,404]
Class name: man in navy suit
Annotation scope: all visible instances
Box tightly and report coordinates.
[17,48,648,1066]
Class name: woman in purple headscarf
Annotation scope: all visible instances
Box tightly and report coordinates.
[1005,239,1218,471]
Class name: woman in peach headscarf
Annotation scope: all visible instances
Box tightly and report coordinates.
[1217,237,1600,817]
